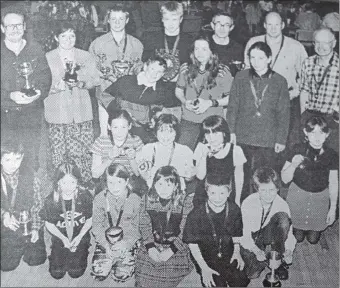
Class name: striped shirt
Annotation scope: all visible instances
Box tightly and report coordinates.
[90,134,143,174]
[300,52,339,114]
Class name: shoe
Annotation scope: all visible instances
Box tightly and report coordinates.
[275,262,289,280]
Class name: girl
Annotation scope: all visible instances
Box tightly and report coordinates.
[281,116,338,244]
[175,33,233,150]
[135,113,195,190]
[91,163,142,282]
[194,115,247,207]
[44,21,100,182]
[91,109,144,180]
[39,162,93,279]
[135,166,194,288]
[226,41,290,199]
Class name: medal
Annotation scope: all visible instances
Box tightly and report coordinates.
[249,75,271,118]
[256,111,262,117]
[217,252,222,258]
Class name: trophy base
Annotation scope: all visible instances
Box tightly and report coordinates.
[263,273,282,287]
[63,75,78,84]
[21,88,38,97]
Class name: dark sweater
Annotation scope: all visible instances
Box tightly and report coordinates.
[227,69,290,148]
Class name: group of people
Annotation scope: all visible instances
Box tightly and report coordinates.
[1,1,339,287]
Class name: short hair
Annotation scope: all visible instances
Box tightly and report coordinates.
[205,172,232,189]
[160,1,183,17]
[155,113,180,138]
[1,4,25,25]
[1,135,24,159]
[313,27,336,42]
[200,115,231,144]
[248,41,272,59]
[252,167,281,192]
[265,11,283,24]
[107,2,130,18]
[146,55,167,70]
[53,21,76,37]
[212,11,234,25]
[304,115,330,134]
[106,163,130,180]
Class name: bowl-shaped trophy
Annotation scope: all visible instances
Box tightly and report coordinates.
[230,60,245,72]
[18,62,38,97]
[18,210,32,236]
[111,60,133,79]
[64,60,81,84]
[155,49,180,81]
[97,53,111,80]
[105,226,123,245]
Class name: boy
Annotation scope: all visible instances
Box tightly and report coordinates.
[1,135,46,271]
[240,167,296,280]
[183,174,250,287]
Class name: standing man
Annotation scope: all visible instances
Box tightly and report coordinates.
[210,11,244,77]
[89,2,144,136]
[244,12,308,150]
[1,6,51,172]
[300,28,339,154]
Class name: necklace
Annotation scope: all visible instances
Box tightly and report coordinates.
[249,73,271,117]
[205,201,229,258]
[164,34,180,56]
[265,35,285,69]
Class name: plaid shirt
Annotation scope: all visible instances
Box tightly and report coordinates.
[1,172,44,231]
[300,52,339,114]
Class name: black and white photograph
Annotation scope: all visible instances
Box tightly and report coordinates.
[0,0,339,287]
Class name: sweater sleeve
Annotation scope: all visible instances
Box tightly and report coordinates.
[275,77,290,146]
[226,73,241,133]
[34,46,52,100]
[139,196,155,249]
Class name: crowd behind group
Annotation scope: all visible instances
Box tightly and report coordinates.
[1,1,339,287]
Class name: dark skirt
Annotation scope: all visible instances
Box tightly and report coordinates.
[135,243,193,288]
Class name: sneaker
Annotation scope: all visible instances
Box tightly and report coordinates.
[275,262,289,280]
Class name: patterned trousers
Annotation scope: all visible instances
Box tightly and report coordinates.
[48,121,94,182]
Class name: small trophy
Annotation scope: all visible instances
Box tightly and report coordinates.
[97,53,111,79]
[105,226,123,246]
[231,60,245,72]
[263,251,282,287]
[18,210,31,236]
[111,60,133,79]
[18,62,38,97]
[64,60,80,84]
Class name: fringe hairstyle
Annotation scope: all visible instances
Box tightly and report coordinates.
[147,166,183,208]
[187,33,220,90]
[252,166,281,193]
[53,161,82,203]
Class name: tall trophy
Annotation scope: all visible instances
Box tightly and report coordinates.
[64,60,81,84]
[97,53,111,79]
[18,61,38,97]
[263,251,282,287]
[105,226,124,246]
[18,210,31,237]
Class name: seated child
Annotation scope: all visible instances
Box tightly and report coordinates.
[240,167,296,280]
[135,166,194,288]
[39,162,93,279]
[281,116,338,244]
[1,136,46,272]
[91,163,143,282]
[183,173,250,287]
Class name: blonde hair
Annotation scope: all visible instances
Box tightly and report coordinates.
[160,1,183,18]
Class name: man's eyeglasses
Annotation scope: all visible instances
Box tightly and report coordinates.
[4,23,24,31]
[213,22,233,28]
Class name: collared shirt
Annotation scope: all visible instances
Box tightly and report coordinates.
[137,72,156,91]
[240,193,296,253]
[300,52,339,114]
[244,35,308,97]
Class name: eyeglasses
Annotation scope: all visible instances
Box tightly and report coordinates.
[213,22,233,28]
[4,23,24,31]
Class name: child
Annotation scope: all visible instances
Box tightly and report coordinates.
[39,162,93,279]
[135,166,194,288]
[183,173,250,287]
[136,113,195,190]
[240,167,296,280]
[91,109,144,180]
[194,115,246,207]
[281,116,338,244]
[91,163,143,282]
[1,136,46,271]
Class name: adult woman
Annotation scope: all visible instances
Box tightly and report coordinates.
[226,41,290,198]
[175,33,233,150]
[44,21,100,182]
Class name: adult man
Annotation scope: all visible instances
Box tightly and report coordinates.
[1,6,51,171]
[300,28,339,153]
[141,1,194,121]
[244,12,308,149]
[211,11,243,77]
[89,2,144,136]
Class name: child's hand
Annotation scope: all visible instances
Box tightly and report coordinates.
[61,236,71,249]
[159,248,174,262]
[125,148,136,160]
[230,249,245,270]
[3,213,20,231]
[201,265,220,287]
[109,145,122,160]
[31,230,39,243]
[254,249,266,262]
[148,247,161,262]
[291,154,304,168]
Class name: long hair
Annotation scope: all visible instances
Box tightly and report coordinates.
[107,109,134,145]
[187,33,220,90]
[53,161,82,203]
[147,166,183,208]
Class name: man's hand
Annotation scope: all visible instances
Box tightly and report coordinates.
[31,230,39,243]
[230,249,245,270]
[3,212,20,231]
[274,143,286,153]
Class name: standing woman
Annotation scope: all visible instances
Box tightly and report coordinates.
[44,21,100,183]
[175,33,233,151]
[227,41,290,199]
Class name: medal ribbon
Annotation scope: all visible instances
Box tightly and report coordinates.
[61,196,75,241]
[312,54,334,94]
[105,189,129,227]
[265,35,285,69]
[164,34,180,56]
[250,80,269,114]
[112,33,128,61]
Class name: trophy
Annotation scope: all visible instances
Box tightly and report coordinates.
[18,210,31,236]
[97,53,111,79]
[263,251,282,287]
[64,60,81,84]
[111,60,134,79]
[18,61,38,97]
[105,226,123,246]
[231,60,245,72]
